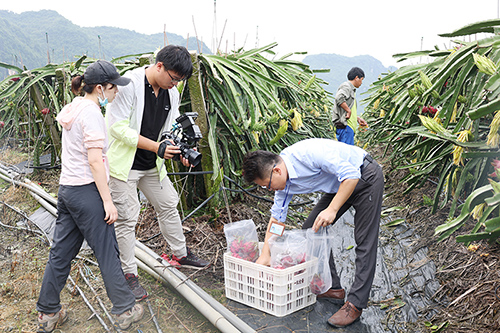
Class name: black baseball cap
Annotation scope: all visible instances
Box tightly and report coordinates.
[83,60,131,86]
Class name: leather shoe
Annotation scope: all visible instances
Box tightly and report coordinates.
[327,301,362,328]
[316,288,345,304]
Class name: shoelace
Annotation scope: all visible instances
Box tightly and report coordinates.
[127,276,139,289]
[342,303,355,317]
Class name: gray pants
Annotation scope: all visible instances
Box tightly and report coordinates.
[36,183,135,315]
[302,158,384,309]
[109,168,186,276]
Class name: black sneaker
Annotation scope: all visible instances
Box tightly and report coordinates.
[124,273,148,301]
[172,248,209,269]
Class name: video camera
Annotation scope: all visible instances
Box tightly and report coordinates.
[157,112,203,167]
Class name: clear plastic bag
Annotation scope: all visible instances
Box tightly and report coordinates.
[223,219,259,262]
[269,229,307,270]
[306,226,333,294]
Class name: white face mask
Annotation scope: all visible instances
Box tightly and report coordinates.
[97,85,108,107]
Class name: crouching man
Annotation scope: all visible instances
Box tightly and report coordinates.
[241,138,383,328]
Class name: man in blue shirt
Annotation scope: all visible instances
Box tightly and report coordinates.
[242,138,383,328]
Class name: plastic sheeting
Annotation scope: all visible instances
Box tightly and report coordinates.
[226,208,440,332]
[27,206,91,250]
[13,153,55,174]
[23,207,56,239]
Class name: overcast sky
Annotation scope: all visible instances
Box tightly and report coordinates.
[1,0,497,68]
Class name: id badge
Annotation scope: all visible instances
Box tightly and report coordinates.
[269,221,285,236]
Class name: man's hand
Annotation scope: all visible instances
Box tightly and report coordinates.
[179,147,197,167]
[312,178,358,232]
[340,102,351,120]
[180,155,191,167]
[312,208,337,232]
[157,140,181,160]
[256,251,271,266]
[358,117,368,127]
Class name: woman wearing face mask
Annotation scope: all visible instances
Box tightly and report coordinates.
[36,60,143,332]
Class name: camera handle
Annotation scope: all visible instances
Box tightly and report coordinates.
[157,140,181,161]
[157,140,169,159]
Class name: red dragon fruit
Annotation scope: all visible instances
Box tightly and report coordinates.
[229,237,259,262]
[272,251,306,271]
[310,274,326,295]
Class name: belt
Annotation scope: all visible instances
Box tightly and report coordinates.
[360,155,373,174]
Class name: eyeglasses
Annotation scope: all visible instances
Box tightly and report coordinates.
[262,163,277,190]
[166,70,184,83]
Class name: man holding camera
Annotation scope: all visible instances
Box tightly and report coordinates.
[106,45,209,301]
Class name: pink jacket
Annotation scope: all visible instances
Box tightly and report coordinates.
[56,97,109,185]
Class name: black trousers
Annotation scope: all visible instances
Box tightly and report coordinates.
[36,183,135,315]
[302,158,384,309]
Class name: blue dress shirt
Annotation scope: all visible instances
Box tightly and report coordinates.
[270,138,367,222]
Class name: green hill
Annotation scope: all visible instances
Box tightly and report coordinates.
[0,9,210,77]
[1,9,397,113]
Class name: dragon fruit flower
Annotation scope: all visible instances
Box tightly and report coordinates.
[489,159,500,178]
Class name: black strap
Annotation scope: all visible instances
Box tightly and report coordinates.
[157,141,167,158]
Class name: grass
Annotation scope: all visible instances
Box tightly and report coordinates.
[0,147,222,332]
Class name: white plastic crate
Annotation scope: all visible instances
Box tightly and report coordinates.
[224,247,318,317]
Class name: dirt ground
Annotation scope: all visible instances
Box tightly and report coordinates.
[0,145,499,332]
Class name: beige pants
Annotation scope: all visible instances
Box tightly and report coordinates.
[110,168,186,275]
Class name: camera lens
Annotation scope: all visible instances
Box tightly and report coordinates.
[185,149,202,167]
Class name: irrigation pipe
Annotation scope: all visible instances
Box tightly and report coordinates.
[134,242,256,333]
[135,260,190,330]
[0,163,58,207]
[0,165,260,332]
[29,191,58,216]
[0,172,254,332]
[134,247,240,333]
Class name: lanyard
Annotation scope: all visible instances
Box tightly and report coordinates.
[279,182,290,222]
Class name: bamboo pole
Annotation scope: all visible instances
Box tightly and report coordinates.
[68,275,111,332]
[79,267,122,333]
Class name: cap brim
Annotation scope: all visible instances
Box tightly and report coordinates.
[109,76,131,86]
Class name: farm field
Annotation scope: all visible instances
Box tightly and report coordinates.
[0,146,498,332]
